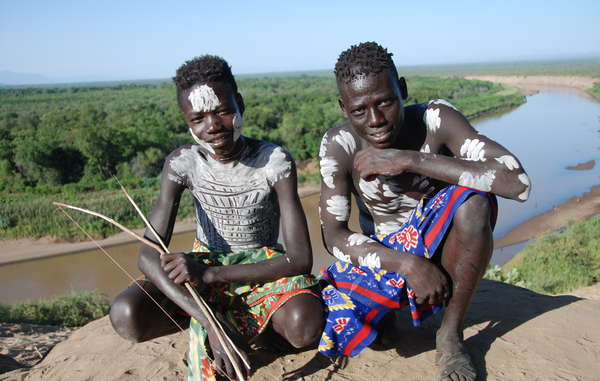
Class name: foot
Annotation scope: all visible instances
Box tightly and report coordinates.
[435,331,477,381]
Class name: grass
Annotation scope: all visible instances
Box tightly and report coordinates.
[0,291,110,327]
[485,215,600,294]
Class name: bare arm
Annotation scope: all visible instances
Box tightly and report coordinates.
[355,101,531,201]
[319,127,449,305]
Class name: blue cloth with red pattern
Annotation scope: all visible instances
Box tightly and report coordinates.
[318,185,497,358]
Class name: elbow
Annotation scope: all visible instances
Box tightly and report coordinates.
[137,249,155,277]
[513,172,531,202]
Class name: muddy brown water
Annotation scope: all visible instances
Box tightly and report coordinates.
[1,89,599,304]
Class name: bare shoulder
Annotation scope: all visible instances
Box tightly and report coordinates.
[320,121,360,159]
[251,138,295,186]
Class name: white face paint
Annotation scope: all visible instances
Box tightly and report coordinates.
[320,156,339,189]
[358,252,381,268]
[424,107,441,133]
[430,99,458,111]
[458,170,496,192]
[319,135,328,158]
[189,128,215,154]
[495,155,520,170]
[347,233,375,247]
[420,144,431,153]
[326,195,350,221]
[334,130,357,155]
[232,112,243,142]
[518,173,531,200]
[459,138,486,162]
[332,246,351,262]
[265,147,291,185]
[188,84,220,113]
[359,177,381,201]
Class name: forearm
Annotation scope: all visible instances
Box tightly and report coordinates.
[404,151,529,201]
[205,253,310,284]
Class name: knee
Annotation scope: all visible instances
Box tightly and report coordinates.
[282,298,324,348]
[453,194,492,237]
[109,295,145,343]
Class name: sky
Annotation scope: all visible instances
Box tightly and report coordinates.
[1,0,599,83]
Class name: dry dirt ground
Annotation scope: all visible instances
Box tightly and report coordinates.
[2,280,599,381]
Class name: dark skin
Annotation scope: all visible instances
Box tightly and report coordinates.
[110,81,324,380]
[319,69,529,381]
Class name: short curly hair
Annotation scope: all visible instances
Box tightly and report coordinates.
[334,42,398,84]
[172,55,238,104]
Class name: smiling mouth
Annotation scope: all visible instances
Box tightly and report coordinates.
[369,129,392,143]
[208,133,232,147]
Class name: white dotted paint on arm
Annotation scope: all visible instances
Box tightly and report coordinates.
[347,233,375,246]
[459,138,486,162]
[319,135,328,158]
[332,247,351,262]
[424,107,441,133]
[430,99,458,111]
[359,177,382,201]
[188,84,220,112]
[320,156,339,189]
[326,195,350,221]
[518,173,531,200]
[495,155,520,170]
[358,252,381,268]
[458,170,496,191]
[333,130,357,155]
[265,147,292,185]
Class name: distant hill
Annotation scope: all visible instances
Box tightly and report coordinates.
[0,70,51,86]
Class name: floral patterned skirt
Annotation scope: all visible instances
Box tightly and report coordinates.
[318,185,497,357]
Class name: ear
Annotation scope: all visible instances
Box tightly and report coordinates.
[235,92,245,115]
[338,98,349,119]
[397,77,408,101]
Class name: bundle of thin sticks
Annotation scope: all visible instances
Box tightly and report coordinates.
[53,183,250,381]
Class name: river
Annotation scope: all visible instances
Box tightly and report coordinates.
[1,89,598,304]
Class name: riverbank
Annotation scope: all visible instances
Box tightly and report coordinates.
[463,74,599,98]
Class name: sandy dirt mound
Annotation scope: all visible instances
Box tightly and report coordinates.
[2,280,599,381]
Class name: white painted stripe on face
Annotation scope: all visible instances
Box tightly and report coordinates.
[320,156,339,189]
[518,173,531,200]
[458,170,496,192]
[333,246,351,262]
[358,252,381,268]
[326,195,350,221]
[188,84,220,112]
[347,233,375,246]
[233,112,243,142]
[189,128,215,154]
[495,155,520,170]
[334,130,357,155]
[424,107,441,133]
[460,138,486,162]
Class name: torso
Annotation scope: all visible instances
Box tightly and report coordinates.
[168,137,291,252]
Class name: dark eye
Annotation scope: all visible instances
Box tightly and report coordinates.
[351,107,365,116]
[380,99,393,107]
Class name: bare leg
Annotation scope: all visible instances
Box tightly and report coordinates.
[270,293,325,349]
[437,194,493,381]
[109,281,189,343]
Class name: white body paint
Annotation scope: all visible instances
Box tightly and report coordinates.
[188,84,220,112]
[458,169,496,192]
[377,220,404,236]
[358,252,381,268]
[424,107,441,133]
[320,156,339,189]
[265,147,292,185]
[347,233,375,247]
[333,246,351,262]
[189,128,215,154]
[359,177,381,201]
[430,99,458,111]
[518,173,531,200]
[495,155,519,170]
[334,130,357,155]
[460,138,486,162]
[319,135,328,158]
[326,195,350,221]
[420,144,430,153]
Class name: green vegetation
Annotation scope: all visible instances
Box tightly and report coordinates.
[0,291,110,327]
[0,75,525,240]
[589,82,600,100]
[485,215,600,294]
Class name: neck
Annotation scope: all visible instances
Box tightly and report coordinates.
[210,137,246,163]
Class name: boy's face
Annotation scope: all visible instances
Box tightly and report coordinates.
[338,69,407,149]
[180,81,244,158]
